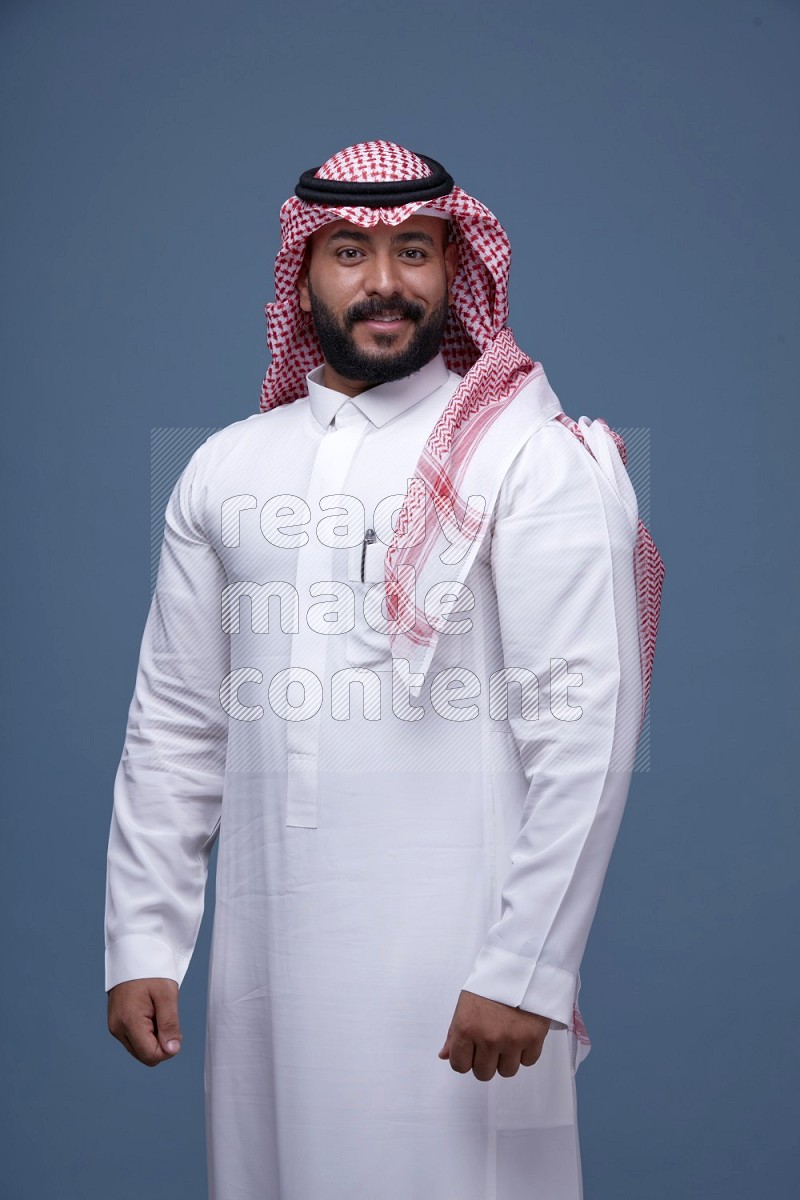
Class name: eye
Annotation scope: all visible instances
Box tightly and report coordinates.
[402,249,427,260]
[335,248,363,260]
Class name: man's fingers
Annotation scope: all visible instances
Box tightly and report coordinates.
[471,1042,500,1082]
[126,1023,170,1067]
[520,1041,543,1067]
[111,1004,167,1067]
[107,978,182,1068]
[152,983,182,1056]
[447,1032,475,1075]
[118,1029,137,1059]
[496,1050,522,1078]
[439,992,550,1080]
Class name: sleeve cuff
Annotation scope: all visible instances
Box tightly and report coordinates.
[461,944,577,1029]
[105,933,189,992]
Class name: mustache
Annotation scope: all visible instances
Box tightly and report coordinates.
[346,300,425,327]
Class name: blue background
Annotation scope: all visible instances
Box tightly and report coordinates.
[2,0,797,1195]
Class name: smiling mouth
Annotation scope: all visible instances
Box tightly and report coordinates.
[359,316,409,328]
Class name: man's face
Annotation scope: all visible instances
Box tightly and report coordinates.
[296,215,459,394]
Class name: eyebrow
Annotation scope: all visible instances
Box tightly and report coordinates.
[325,229,436,248]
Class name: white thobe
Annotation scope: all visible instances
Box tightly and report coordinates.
[105,350,643,1200]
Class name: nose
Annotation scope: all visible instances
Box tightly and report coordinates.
[362,250,405,298]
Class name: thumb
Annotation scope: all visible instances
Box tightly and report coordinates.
[438,1031,451,1060]
[152,984,182,1055]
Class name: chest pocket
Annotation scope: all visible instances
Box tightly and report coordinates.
[345,534,393,670]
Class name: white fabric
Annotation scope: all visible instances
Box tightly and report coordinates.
[413,204,451,219]
[105,351,643,1199]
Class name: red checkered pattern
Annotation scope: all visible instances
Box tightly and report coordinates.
[315,142,432,182]
[553,413,665,729]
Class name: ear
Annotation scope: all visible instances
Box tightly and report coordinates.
[296,245,312,313]
[444,239,459,302]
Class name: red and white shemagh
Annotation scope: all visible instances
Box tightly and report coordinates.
[258,141,664,720]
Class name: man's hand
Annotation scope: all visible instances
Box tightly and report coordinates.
[438,989,550,1081]
[107,978,182,1068]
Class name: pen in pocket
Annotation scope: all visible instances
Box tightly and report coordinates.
[360,527,377,582]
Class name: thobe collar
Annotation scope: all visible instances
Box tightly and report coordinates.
[306,352,449,430]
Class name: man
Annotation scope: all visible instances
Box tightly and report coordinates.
[105,141,663,1199]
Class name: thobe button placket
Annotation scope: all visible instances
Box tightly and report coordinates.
[285,400,371,828]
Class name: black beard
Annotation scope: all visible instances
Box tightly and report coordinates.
[306,278,449,386]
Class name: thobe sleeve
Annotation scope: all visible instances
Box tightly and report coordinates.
[460,419,643,1029]
[104,444,230,992]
